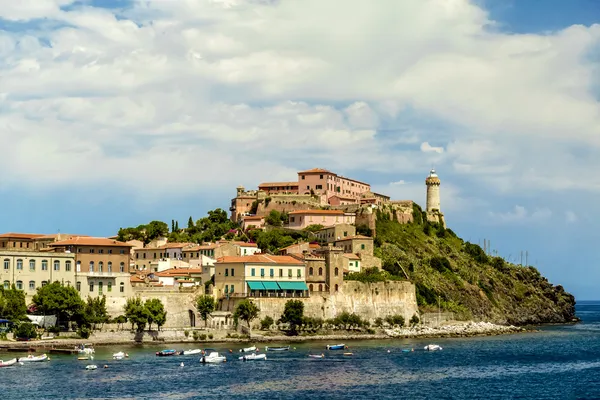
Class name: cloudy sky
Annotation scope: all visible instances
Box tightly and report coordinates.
[0,0,599,299]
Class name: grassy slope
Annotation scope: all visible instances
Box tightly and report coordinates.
[374,216,576,325]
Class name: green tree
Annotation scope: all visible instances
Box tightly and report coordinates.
[260,316,274,330]
[124,297,149,332]
[233,299,260,334]
[304,224,324,233]
[113,315,128,331]
[174,221,179,232]
[171,219,175,232]
[145,298,167,331]
[32,282,85,327]
[279,299,304,335]
[264,210,282,226]
[188,216,194,229]
[146,220,169,240]
[82,296,109,330]
[196,295,216,327]
[14,322,37,340]
[0,285,28,321]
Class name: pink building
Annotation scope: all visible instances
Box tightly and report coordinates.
[257,181,299,195]
[287,210,356,230]
[297,168,371,204]
[241,216,265,230]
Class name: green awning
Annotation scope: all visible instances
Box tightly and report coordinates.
[277,281,309,291]
[262,281,280,290]
[247,281,265,290]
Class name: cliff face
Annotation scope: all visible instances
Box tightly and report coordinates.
[375,215,577,325]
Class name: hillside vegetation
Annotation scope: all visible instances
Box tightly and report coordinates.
[373,205,576,325]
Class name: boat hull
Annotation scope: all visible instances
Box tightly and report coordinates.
[326,344,345,350]
[239,353,266,361]
[0,358,17,367]
[18,354,48,363]
[265,346,290,352]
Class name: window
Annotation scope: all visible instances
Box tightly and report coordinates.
[29,260,36,271]
[120,282,125,293]
[99,262,103,272]
[224,285,229,293]
[290,217,295,223]
[251,268,255,277]
[16,280,23,290]
[54,260,60,271]
[3,259,8,270]
[316,184,322,190]
[29,281,35,290]
[143,253,146,259]
[288,269,292,278]
[230,285,235,294]
[309,267,313,276]
[260,268,265,277]
[76,261,81,272]
[225,268,229,277]
[318,284,323,292]
[99,249,104,254]
[319,174,323,179]
[270,269,274,277]
[16,259,23,270]
[108,249,112,254]
[120,249,125,254]
[98,282,103,294]
[361,244,365,250]
[344,231,348,237]
[89,249,94,253]
[76,281,81,291]
[243,248,247,255]
[120,262,125,272]
[65,261,71,272]
[231,268,235,277]
[334,267,339,276]
[297,269,302,278]
[89,283,94,292]
[108,282,112,292]
[318,267,323,276]
[309,284,313,292]
[301,175,305,180]
[335,284,339,292]
[108,262,112,273]
[89,261,94,272]
[3,281,9,289]
[41,281,48,287]
[136,253,139,259]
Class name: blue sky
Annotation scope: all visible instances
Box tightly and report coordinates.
[0,0,599,299]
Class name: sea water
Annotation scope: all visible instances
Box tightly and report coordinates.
[2,302,600,399]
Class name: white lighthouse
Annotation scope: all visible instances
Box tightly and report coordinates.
[425,169,445,227]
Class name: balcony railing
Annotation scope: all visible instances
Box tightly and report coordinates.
[85,271,127,277]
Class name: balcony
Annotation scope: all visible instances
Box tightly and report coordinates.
[85,271,128,278]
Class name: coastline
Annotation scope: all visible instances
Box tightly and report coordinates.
[0,321,534,350]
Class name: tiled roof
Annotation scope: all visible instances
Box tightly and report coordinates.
[334,235,373,241]
[216,255,304,265]
[258,182,298,187]
[0,233,47,239]
[183,244,218,251]
[343,253,360,260]
[288,209,345,215]
[297,168,333,174]
[35,234,91,240]
[155,268,204,277]
[242,216,264,220]
[49,237,133,247]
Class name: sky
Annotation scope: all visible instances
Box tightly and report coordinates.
[0,0,598,299]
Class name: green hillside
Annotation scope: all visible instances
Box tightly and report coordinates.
[372,206,576,325]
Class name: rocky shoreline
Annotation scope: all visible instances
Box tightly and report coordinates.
[0,321,532,350]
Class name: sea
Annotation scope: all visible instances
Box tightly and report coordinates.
[1,301,600,399]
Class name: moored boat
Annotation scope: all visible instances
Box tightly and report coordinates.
[85,364,97,370]
[156,349,180,357]
[200,351,226,363]
[77,344,95,355]
[424,344,442,351]
[308,354,325,359]
[113,352,128,360]
[0,358,17,368]
[343,352,353,356]
[239,346,257,353]
[183,349,202,356]
[265,346,290,352]
[326,344,346,350]
[239,353,266,361]
[18,354,48,363]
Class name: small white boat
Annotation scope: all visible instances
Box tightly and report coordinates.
[200,351,226,364]
[0,358,17,368]
[18,354,48,363]
[85,364,98,370]
[239,353,266,361]
[424,344,443,351]
[308,354,325,359]
[183,349,202,356]
[239,346,257,353]
[77,344,95,355]
[113,352,128,360]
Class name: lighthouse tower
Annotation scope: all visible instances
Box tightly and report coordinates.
[425,169,441,212]
[425,169,445,227]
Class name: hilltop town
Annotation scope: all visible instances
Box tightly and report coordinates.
[0,167,576,340]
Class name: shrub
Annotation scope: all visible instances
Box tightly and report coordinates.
[464,242,488,263]
[199,334,207,340]
[208,333,213,339]
[410,314,420,326]
[14,322,38,340]
[260,316,274,330]
[430,256,451,273]
[184,330,189,337]
[385,315,405,327]
[374,317,383,328]
[366,328,376,334]
[76,326,91,339]
[192,331,200,341]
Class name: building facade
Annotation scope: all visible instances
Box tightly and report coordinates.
[1,251,76,293]
[287,210,355,230]
[315,224,356,243]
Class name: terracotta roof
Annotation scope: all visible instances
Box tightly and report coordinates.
[337,175,370,187]
[216,255,304,265]
[49,237,133,247]
[288,209,345,215]
[371,192,390,199]
[334,235,373,241]
[298,168,333,174]
[130,276,144,283]
[155,268,204,277]
[258,182,299,187]
[183,244,218,252]
[162,242,195,249]
[0,233,47,239]
[242,216,264,220]
[343,253,360,260]
[35,234,91,240]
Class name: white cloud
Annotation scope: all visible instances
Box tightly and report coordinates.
[0,0,598,204]
[390,180,407,185]
[420,142,445,154]
[488,205,552,224]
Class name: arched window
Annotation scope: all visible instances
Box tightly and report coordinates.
[334,267,339,276]
[309,284,314,292]
[16,259,23,270]
[120,262,125,272]
[335,284,339,292]
[3,259,9,270]
[318,267,323,276]
[3,280,9,289]
[89,261,94,272]
[53,260,60,271]
[42,260,48,270]
[29,280,35,291]
[16,280,23,290]
[309,267,314,276]
[107,262,112,273]
[120,282,125,293]
[98,261,103,272]
[41,281,48,287]
[65,261,71,272]
[29,260,36,271]
[76,281,81,291]
[318,284,323,292]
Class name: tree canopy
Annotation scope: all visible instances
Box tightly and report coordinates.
[81,296,109,330]
[0,285,28,321]
[124,297,150,332]
[32,282,85,326]
[196,295,216,327]
[233,299,260,334]
[279,299,304,335]
[145,298,167,330]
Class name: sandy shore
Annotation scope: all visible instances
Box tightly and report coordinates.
[0,321,532,350]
